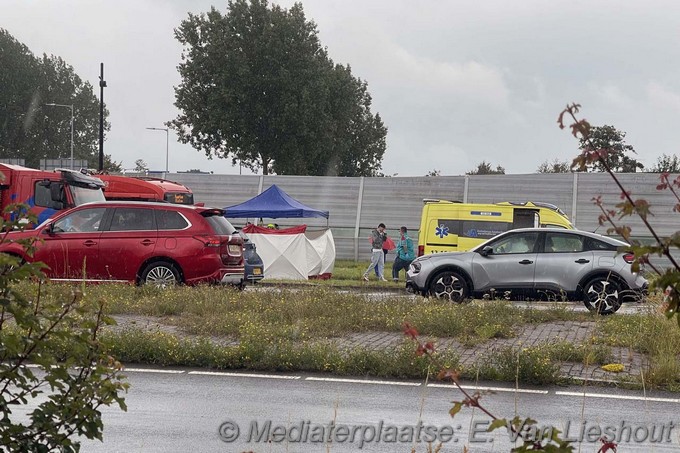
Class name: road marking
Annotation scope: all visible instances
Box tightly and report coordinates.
[188,371,301,380]
[124,368,185,374]
[428,383,549,394]
[306,377,421,387]
[555,391,680,403]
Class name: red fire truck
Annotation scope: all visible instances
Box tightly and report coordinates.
[97,175,194,205]
[0,164,105,225]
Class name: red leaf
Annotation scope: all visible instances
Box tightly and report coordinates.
[437,368,460,382]
[597,437,617,453]
[402,322,419,339]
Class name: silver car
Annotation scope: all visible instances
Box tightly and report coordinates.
[406,228,648,314]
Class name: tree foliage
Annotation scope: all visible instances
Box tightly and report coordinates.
[133,159,148,173]
[536,158,571,173]
[649,153,680,173]
[0,205,127,451]
[102,154,122,173]
[170,0,387,176]
[576,125,643,173]
[0,29,116,170]
[466,160,505,175]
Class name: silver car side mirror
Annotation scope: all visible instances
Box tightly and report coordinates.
[479,246,493,257]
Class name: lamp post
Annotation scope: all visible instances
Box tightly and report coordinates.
[45,103,74,170]
[146,127,169,173]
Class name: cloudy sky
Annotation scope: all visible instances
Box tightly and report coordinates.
[5,0,680,175]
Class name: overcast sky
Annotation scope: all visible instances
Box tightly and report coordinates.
[5,0,680,175]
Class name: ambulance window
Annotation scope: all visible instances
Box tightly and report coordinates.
[34,183,51,207]
[541,224,568,229]
[34,182,64,209]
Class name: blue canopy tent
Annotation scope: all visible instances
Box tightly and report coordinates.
[225,185,334,280]
[224,184,329,220]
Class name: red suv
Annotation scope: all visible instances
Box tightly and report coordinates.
[0,201,244,286]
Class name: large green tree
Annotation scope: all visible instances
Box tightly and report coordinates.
[0,29,115,170]
[577,125,643,172]
[170,0,387,176]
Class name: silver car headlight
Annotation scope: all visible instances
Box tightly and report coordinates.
[410,261,421,273]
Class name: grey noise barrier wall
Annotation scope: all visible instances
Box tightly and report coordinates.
[167,172,679,266]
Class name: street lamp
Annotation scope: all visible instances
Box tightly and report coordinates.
[146,127,169,173]
[45,103,74,170]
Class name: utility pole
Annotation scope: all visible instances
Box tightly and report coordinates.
[98,63,106,172]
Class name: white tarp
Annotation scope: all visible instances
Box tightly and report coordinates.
[247,229,335,280]
[305,229,336,277]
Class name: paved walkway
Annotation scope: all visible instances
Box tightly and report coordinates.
[111,315,646,384]
[329,321,647,383]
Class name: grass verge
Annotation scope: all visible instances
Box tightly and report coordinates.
[595,298,680,390]
[103,330,460,380]
[12,281,677,388]
[52,284,592,342]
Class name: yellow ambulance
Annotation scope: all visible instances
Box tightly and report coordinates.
[417,200,574,256]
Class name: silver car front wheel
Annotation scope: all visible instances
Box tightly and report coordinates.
[429,271,469,303]
[583,277,621,315]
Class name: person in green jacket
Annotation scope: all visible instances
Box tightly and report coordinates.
[392,226,415,282]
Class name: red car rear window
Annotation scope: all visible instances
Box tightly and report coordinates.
[203,213,236,235]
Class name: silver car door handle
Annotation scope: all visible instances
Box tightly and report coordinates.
[518,259,533,265]
[575,259,590,264]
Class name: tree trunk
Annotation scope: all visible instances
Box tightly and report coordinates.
[261,156,269,175]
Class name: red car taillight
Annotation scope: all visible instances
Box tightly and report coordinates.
[193,235,222,247]
[417,245,424,257]
[196,235,243,265]
[623,253,635,264]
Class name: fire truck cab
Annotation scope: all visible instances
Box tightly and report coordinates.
[97,175,194,205]
[0,164,106,225]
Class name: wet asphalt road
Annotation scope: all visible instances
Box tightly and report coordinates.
[76,368,680,453]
